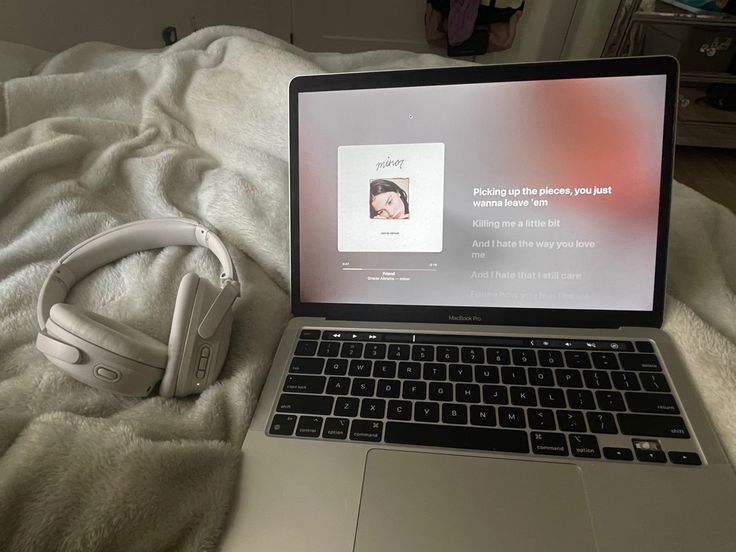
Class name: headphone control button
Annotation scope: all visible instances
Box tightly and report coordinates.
[94,365,120,382]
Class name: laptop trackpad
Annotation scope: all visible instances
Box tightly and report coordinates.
[354,449,596,552]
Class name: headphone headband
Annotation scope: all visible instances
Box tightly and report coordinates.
[37,218,239,329]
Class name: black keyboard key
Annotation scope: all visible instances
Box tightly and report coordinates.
[640,373,671,393]
[341,342,364,358]
[486,348,510,365]
[592,352,619,370]
[414,402,440,423]
[603,447,634,461]
[324,358,348,376]
[564,351,591,369]
[350,419,383,442]
[569,434,600,458]
[619,353,661,371]
[586,412,618,434]
[461,347,485,364]
[595,390,626,411]
[388,344,410,360]
[294,340,318,356]
[617,414,690,438]
[531,431,568,456]
[669,451,702,466]
[289,357,324,375]
[351,378,375,397]
[412,345,434,361]
[322,417,349,439]
[635,341,655,353]
[372,361,396,379]
[636,449,667,463]
[442,403,468,424]
[318,341,340,357]
[325,376,350,395]
[429,382,453,401]
[296,415,323,437]
[566,389,595,410]
[538,387,566,408]
[349,359,372,377]
[556,369,583,388]
[361,398,386,419]
[510,386,537,407]
[424,363,447,381]
[403,380,427,400]
[398,362,421,379]
[499,406,526,428]
[283,374,326,394]
[502,366,527,385]
[456,383,481,403]
[528,408,556,430]
[449,364,473,382]
[269,414,297,436]
[376,379,401,398]
[528,368,554,387]
[437,346,460,362]
[611,371,640,391]
[385,422,529,453]
[334,397,359,417]
[364,342,387,359]
[277,393,333,415]
[537,350,564,367]
[482,385,509,405]
[469,405,496,427]
[474,365,499,384]
[583,370,611,390]
[557,410,587,432]
[387,400,412,421]
[625,392,680,415]
[512,349,536,366]
[300,329,321,339]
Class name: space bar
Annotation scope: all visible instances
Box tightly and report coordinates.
[385,422,530,454]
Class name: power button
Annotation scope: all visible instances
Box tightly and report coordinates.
[94,365,120,382]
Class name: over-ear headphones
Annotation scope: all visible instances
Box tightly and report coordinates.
[35,218,240,398]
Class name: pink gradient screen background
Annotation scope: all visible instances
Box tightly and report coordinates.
[297,75,667,310]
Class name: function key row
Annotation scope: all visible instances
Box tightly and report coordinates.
[301,329,650,352]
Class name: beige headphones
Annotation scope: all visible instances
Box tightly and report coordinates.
[35,218,240,397]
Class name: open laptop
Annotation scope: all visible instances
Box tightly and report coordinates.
[220,56,736,552]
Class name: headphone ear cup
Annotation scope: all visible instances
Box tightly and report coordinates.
[161,273,233,398]
[44,303,167,396]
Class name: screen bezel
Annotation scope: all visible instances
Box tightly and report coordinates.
[289,56,678,329]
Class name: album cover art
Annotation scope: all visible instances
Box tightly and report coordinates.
[338,143,445,252]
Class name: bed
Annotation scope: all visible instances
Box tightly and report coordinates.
[0,26,734,552]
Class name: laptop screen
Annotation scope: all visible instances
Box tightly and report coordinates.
[291,59,676,327]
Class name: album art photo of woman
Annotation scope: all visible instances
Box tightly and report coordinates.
[369,179,410,219]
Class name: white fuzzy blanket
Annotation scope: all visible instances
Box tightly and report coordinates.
[0,26,734,552]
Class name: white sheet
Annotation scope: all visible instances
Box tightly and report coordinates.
[0,26,734,551]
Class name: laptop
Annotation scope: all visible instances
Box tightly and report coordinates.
[220,56,736,552]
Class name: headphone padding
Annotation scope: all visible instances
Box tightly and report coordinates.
[160,272,200,398]
[49,303,168,369]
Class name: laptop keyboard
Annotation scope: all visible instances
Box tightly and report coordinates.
[267,329,702,466]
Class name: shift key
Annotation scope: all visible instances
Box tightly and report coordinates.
[277,393,334,415]
[617,413,690,439]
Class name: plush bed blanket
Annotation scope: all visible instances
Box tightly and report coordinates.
[0,26,734,552]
